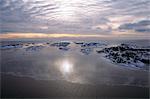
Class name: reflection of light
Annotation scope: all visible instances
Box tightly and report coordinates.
[61,60,73,74]
[55,59,84,84]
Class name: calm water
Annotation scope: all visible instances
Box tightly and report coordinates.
[1,39,149,87]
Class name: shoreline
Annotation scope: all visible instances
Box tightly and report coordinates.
[1,72,149,88]
[1,73,149,98]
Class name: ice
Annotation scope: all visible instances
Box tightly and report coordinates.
[25,45,44,51]
[1,41,149,70]
[97,43,150,70]
[0,44,23,49]
[50,41,70,47]
[59,47,70,51]
[49,41,71,51]
[73,41,107,55]
[80,48,93,55]
[74,42,107,48]
[1,41,149,87]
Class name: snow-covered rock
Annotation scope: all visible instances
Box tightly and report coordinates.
[74,42,84,45]
[25,45,44,51]
[50,41,70,47]
[81,42,104,47]
[74,42,107,48]
[80,48,93,55]
[97,44,150,70]
[0,44,23,49]
[59,47,70,51]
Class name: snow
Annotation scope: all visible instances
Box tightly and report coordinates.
[97,43,150,70]
[59,47,70,51]
[50,41,70,47]
[25,45,44,51]
[0,44,23,49]
[75,42,107,48]
[80,48,93,55]
[1,41,149,70]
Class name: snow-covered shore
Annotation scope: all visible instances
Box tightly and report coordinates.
[97,44,149,70]
[1,41,149,70]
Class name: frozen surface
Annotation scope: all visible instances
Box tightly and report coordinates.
[1,40,149,87]
[97,44,149,70]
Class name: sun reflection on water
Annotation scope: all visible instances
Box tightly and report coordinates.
[55,59,74,77]
[61,60,73,74]
[55,58,84,84]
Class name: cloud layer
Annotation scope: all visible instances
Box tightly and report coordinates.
[0,0,150,38]
[119,20,150,33]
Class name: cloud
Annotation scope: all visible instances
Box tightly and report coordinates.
[0,0,149,38]
[119,20,150,33]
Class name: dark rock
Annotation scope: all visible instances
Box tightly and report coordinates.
[51,42,70,47]
[81,42,104,47]
[59,47,69,51]
[74,42,84,45]
[96,50,104,53]
[97,43,150,70]
[140,59,149,64]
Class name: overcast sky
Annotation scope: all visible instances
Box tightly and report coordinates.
[0,0,150,39]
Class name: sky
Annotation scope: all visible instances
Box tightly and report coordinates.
[0,0,150,39]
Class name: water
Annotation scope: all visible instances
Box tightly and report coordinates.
[1,39,149,87]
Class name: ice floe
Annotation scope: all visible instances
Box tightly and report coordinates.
[74,42,107,48]
[0,44,23,49]
[50,41,70,47]
[80,48,93,55]
[25,45,44,51]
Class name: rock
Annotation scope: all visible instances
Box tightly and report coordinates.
[59,47,69,51]
[80,48,93,55]
[140,59,149,64]
[96,50,104,53]
[74,42,84,45]
[51,41,70,47]
[0,44,23,49]
[96,43,150,70]
[81,42,105,47]
[25,45,44,51]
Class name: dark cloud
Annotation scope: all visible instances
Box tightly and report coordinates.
[119,20,150,33]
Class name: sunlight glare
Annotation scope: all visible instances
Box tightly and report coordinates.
[61,60,73,74]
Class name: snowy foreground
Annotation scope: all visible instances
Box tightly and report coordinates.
[1,41,149,71]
